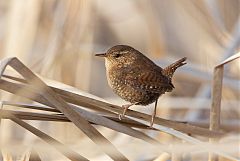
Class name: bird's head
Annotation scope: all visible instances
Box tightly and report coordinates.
[95,45,140,67]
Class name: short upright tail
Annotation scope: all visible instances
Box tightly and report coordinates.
[162,57,187,79]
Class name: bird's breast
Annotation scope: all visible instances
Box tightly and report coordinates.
[105,60,114,88]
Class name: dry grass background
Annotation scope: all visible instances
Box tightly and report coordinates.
[0,0,239,161]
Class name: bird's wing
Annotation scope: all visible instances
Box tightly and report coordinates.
[125,70,174,93]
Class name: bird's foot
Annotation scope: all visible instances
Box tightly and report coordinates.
[149,99,157,128]
[118,113,124,120]
[118,104,131,120]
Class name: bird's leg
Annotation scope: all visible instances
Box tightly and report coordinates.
[118,104,134,120]
[150,99,158,127]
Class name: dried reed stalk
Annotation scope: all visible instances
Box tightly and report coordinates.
[1,73,223,138]
[209,66,223,161]
[0,68,225,138]
[1,67,226,138]
[209,53,240,161]
[0,80,160,145]
[0,109,88,161]
[0,57,128,161]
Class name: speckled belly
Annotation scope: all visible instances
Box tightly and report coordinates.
[112,83,161,105]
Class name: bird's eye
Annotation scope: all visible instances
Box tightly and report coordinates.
[114,53,121,58]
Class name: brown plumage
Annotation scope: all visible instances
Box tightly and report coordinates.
[95,45,187,126]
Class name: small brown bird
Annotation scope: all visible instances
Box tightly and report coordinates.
[95,45,186,126]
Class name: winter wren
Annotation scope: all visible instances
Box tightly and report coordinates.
[95,45,187,127]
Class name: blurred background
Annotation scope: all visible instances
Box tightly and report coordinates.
[0,0,239,161]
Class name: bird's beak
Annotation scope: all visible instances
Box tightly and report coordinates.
[95,53,107,57]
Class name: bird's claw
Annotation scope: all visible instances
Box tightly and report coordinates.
[118,113,124,120]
